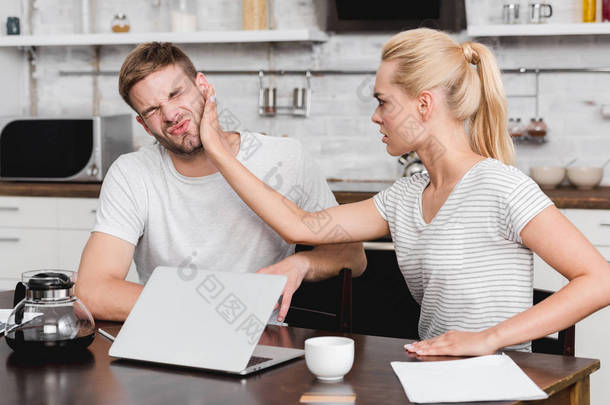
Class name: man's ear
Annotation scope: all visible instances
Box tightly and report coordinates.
[136,115,153,137]
[195,72,209,94]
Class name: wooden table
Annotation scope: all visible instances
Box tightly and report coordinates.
[0,291,599,405]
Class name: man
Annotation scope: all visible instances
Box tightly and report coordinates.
[75,42,366,322]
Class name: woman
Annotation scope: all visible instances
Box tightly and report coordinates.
[197,28,610,356]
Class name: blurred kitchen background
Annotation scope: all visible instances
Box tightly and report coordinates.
[0,0,609,183]
[1,2,610,402]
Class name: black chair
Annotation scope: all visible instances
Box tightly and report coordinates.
[531,288,575,356]
[284,245,352,332]
[351,241,420,340]
[285,268,352,333]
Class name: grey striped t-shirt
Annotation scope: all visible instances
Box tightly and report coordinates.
[373,158,553,351]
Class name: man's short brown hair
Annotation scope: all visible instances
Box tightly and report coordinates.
[118,42,198,110]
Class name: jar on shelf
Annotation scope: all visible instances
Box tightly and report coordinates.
[171,0,197,32]
[527,117,548,138]
[515,118,527,136]
[509,118,526,139]
[583,0,596,22]
[111,13,130,33]
[72,0,94,34]
[6,17,20,35]
[243,0,268,30]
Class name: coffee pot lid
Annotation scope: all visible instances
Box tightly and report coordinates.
[21,270,75,291]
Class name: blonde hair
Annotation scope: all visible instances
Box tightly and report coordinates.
[381,28,514,165]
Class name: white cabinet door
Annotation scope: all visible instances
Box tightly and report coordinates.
[58,229,139,283]
[563,209,610,247]
[575,246,610,405]
[0,228,59,280]
[56,198,98,230]
[0,196,57,228]
[58,230,90,271]
[533,253,568,292]
[0,196,139,292]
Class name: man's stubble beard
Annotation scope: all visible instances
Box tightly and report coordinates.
[153,131,203,156]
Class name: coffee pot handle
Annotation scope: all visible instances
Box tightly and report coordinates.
[12,282,26,324]
[13,282,26,307]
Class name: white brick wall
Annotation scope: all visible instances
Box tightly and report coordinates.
[1,0,609,184]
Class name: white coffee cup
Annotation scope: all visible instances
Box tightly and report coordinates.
[305,336,354,381]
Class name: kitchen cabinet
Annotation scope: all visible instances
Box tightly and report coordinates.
[533,208,610,291]
[58,229,94,269]
[576,245,610,405]
[0,196,57,228]
[533,253,568,291]
[56,198,99,229]
[534,209,610,405]
[0,228,59,288]
[562,209,610,246]
[0,196,137,291]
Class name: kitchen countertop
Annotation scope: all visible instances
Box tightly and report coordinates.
[1,181,610,209]
[330,181,610,209]
[326,179,394,193]
[0,181,102,198]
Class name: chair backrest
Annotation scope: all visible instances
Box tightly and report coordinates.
[287,241,421,338]
[286,267,352,332]
[285,245,352,332]
[531,288,575,356]
[351,244,420,339]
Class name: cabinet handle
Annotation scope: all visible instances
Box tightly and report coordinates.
[90,209,97,214]
[363,241,395,251]
[600,223,610,227]
[0,237,20,242]
[0,207,19,212]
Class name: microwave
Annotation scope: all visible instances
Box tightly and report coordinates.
[316,0,466,32]
[0,115,133,182]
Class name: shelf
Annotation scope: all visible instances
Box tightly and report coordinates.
[468,22,610,37]
[0,29,328,47]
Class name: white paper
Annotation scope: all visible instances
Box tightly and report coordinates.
[391,354,548,403]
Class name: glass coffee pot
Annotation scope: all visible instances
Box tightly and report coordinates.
[5,270,95,353]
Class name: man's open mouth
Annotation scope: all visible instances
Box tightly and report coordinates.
[167,119,190,136]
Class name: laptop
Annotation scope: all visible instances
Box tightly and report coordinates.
[108,266,304,375]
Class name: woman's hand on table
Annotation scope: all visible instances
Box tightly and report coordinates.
[404,329,498,357]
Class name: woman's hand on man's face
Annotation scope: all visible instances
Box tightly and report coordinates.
[198,84,224,154]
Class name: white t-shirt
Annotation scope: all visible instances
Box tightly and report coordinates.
[374,158,554,351]
[93,131,337,284]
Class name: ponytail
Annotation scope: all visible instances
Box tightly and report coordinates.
[463,42,514,165]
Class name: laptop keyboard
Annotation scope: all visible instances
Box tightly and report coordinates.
[247,356,272,368]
